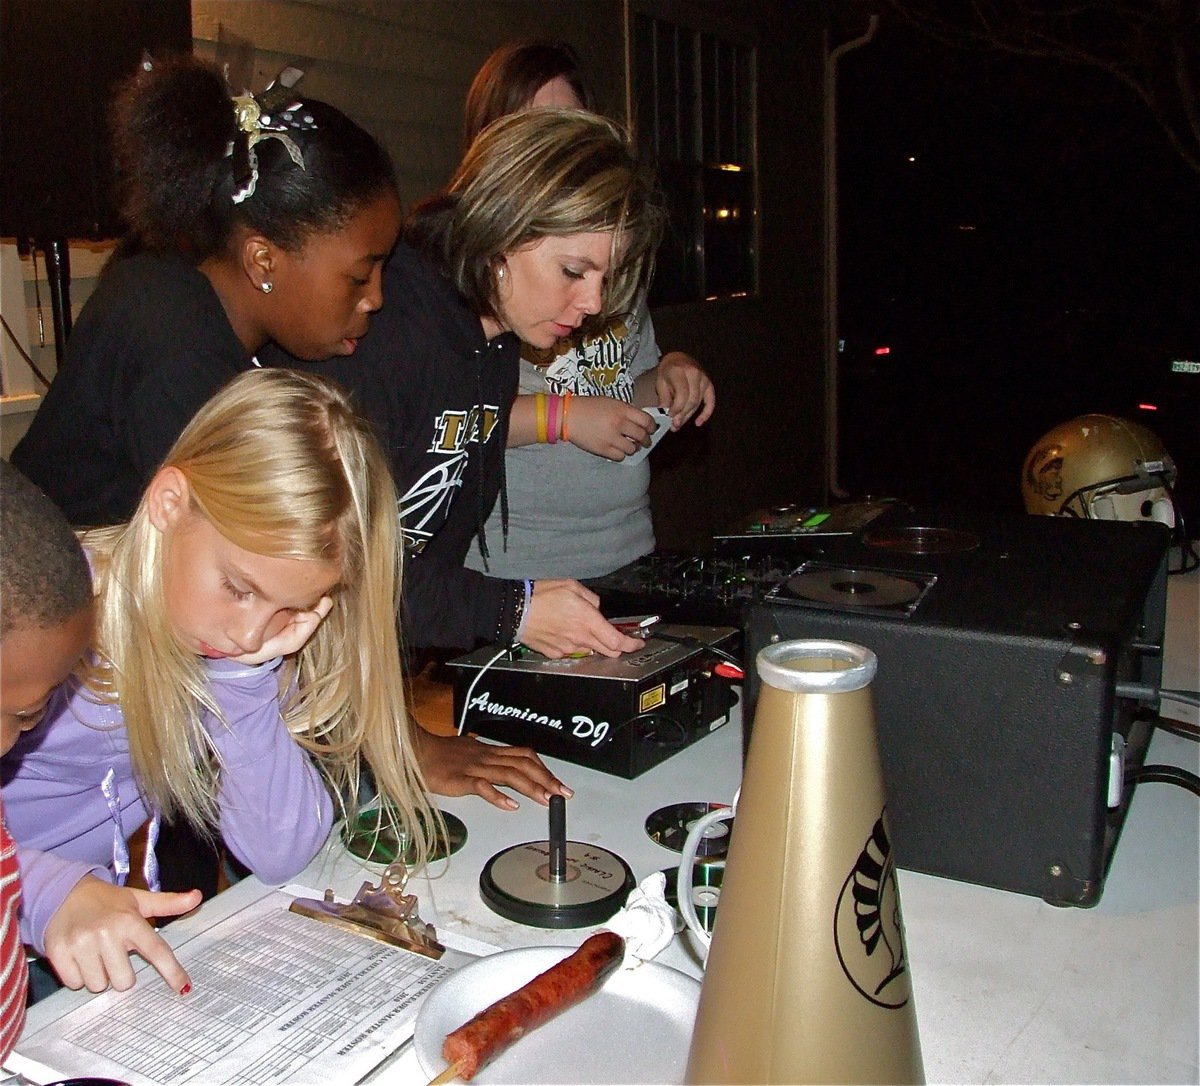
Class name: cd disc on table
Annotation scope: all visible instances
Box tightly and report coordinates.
[646,802,733,857]
[480,840,635,929]
[342,807,467,865]
[661,863,724,935]
[785,565,921,609]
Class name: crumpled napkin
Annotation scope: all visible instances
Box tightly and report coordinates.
[605,871,682,968]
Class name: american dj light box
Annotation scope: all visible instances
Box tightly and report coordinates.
[448,625,740,778]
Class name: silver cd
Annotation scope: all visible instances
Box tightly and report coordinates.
[646,802,733,856]
[786,566,921,608]
[661,863,724,934]
[480,840,635,928]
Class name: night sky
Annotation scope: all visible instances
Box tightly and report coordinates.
[833,19,1198,522]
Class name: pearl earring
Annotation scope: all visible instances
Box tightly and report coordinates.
[261,282,273,294]
[497,265,506,280]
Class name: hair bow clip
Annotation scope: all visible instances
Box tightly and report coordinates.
[228,66,315,204]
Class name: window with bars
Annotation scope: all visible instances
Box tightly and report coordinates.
[631,11,757,305]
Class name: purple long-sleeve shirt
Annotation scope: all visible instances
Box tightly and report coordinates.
[1,656,333,954]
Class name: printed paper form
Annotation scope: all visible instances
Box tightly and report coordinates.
[15,884,481,1085]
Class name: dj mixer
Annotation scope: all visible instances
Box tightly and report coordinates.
[448,624,740,779]
[588,550,795,631]
[587,501,905,631]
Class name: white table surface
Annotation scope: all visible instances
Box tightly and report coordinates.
[20,561,1199,1085]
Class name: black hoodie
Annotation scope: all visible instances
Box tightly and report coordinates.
[11,252,252,526]
[273,241,524,651]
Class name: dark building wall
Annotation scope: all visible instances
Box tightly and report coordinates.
[190,0,629,212]
[4,0,833,556]
[647,2,830,551]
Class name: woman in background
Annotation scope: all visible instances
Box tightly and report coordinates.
[461,39,716,581]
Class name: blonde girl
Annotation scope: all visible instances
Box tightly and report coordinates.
[4,368,436,996]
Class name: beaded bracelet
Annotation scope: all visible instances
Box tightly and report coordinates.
[497,579,522,645]
[502,578,533,645]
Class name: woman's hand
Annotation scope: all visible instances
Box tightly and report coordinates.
[233,596,335,666]
[44,875,202,994]
[646,352,716,429]
[565,398,657,460]
[415,729,573,811]
[523,579,645,659]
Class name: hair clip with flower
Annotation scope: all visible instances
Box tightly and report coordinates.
[227,66,316,204]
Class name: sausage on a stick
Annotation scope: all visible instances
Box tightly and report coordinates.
[439,930,626,1081]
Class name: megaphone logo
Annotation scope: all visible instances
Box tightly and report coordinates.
[834,809,912,1009]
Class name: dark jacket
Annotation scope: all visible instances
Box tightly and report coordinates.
[267,241,524,651]
[12,253,250,526]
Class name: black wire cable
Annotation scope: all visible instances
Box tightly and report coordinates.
[1155,716,1200,742]
[1172,536,1200,575]
[1161,689,1200,710]
[1162,479,1199,574]
[652,631,743,670]
[1127,764,1200,797]
[0,312,52,388]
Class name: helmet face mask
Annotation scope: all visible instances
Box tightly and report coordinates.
[1087,483,1175,526]
[1022,414,1178,527]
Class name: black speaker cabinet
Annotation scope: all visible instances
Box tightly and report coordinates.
[0,0,193,239]
[744,510,1170,906]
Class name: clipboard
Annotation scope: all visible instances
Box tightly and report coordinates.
[289,861,447,960]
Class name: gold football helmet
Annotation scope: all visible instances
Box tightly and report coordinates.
[1021,414,1177,525]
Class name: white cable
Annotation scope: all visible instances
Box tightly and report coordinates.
[676,787,740,958]
[457,646,510,735]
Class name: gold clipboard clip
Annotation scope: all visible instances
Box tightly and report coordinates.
[289,861,446,960]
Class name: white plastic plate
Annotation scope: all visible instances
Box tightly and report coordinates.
[413,945,700,1084]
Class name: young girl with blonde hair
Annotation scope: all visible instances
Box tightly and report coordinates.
[3,368,437,996]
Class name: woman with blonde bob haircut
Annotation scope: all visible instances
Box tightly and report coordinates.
[273,107,666,681]
[4,368,438,998]
[417,108,663,335]
[460,40,715,585]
